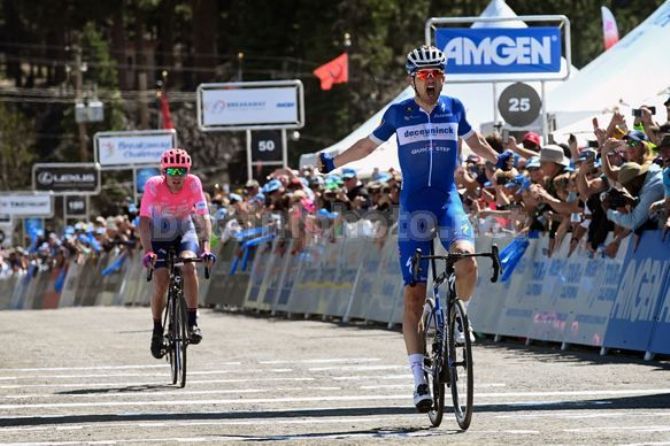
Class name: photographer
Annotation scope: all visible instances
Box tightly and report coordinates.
[602,161,663,256]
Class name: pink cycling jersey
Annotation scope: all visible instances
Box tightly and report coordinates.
[140,174,208,221]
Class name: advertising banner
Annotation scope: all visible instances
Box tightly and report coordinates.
[197,80,304,131]
[32,163,100,195]
[0,193,53,217]
[94,130,177,168]
[435,27,562,75]
[604,230,670,352]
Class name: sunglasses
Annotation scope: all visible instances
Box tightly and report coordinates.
[626,139,641,148]
[164,167,188,177]
[414,69,444,80]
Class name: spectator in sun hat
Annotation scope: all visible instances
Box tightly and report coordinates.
[622,130,655,165]
[245,179,260,196]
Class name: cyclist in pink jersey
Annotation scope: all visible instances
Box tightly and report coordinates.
[139,148,216,359]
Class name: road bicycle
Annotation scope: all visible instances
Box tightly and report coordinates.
[410,242,500,429]
[147,248,209,388]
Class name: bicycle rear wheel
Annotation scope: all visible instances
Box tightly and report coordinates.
[175,295,188,388]
[422,299,445,427]
[448,299,474,430]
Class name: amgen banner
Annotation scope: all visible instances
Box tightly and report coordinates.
[94,130,177,168]
[435,27,562,75]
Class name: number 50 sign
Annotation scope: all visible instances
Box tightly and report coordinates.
[497,82,542,128]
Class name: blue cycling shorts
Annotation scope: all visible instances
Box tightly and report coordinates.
[398,188,474,286]
[152,226,199,269]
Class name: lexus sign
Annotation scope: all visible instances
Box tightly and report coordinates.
[32,163,101,195]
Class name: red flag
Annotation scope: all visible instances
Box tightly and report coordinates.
[158,90,174,129]
[313,53,348,90]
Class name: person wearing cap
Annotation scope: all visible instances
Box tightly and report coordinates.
[505,131,542,160]
[600,160,663,256]
[649,134,670,229]
[340,167,370,210]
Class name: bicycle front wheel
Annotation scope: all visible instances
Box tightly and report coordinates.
[448,299,474,430]
[166,296,178,385]
[175,296,188,388]
[422,299,445,427]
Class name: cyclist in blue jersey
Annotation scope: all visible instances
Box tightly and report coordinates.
[318,45,501,412]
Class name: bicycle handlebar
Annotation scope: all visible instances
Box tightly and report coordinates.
[410,245,501,284]
[146,257,210,282]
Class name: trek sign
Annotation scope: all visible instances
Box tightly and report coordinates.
[435,27,562,74]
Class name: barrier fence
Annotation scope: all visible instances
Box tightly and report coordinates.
[2,228,669,359]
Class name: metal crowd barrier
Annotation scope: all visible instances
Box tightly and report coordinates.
[3,225,670,359]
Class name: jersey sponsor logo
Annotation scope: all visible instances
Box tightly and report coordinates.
[397,123,458,146]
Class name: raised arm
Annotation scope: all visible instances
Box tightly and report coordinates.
[465,132,499,164]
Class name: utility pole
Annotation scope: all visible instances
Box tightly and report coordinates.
[73,34,88,162]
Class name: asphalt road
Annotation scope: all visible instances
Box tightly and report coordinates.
[0,307,669,445]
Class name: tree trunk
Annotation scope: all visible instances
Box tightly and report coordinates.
[192,0,218,84]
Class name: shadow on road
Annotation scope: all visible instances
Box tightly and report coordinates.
[56,384,175,395]
[2,393,669,428]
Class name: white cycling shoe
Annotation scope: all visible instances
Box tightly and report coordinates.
[413,383,432,413]
[455,322,475,345]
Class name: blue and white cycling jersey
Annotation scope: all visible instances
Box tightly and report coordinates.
[370,95,475,284]
[370,95,474,200]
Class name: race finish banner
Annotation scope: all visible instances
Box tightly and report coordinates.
[94,129,177,169]
[32,163,101,195]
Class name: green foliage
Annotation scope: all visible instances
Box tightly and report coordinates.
[0,104,35,190]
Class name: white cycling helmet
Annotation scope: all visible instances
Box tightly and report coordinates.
[405,45,447,75]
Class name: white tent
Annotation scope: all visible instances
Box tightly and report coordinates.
[548,0,670,132]
[299,0,575,176]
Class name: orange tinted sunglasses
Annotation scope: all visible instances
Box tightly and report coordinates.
[415,69,444,80]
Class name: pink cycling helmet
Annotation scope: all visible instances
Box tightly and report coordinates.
[160,148,192,170]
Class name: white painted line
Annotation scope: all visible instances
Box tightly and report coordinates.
[0,394,414,410]
[0,363,241,373]
[308,365,404,372]
[358,382,506,390]
[258,357,381,364]
[331,374,409,381]
[0,368,294,381]
[0,377,315,390]
[564,425,670,433]
[2,385,344,400]
[496,411,670,420]
[0,414,418,433]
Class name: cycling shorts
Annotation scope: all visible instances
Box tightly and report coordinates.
[398,187,474,285]
[152,226,199,269]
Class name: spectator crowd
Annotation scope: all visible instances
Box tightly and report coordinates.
[3,98,670,280]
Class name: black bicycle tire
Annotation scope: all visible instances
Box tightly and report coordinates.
[177,295,188,388]
[448,299,474,430]
[167,293,178,385]
[423,299,445,427]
